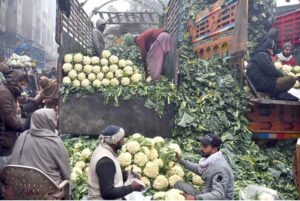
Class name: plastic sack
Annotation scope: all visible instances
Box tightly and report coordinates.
[124,171,151,201]
[239,185,279,200]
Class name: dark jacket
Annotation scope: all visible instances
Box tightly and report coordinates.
[0,83,22,132]
[247,48,283,94]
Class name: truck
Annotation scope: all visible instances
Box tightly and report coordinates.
[56,0,300,198]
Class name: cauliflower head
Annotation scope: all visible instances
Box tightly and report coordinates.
[169,175,183,187]
[126,141,140,154]
[88,73,96,81]
[73,53,83,63]
[118,59,127,68]
[165,189,185,201]
[153,175,169,190]
[91,56,100,65]
[64,54,73,63]
[110,78,120,86]
[102,50,111,59]
[118,152,132,167]
[168,143,181,155]
[68,70,77,79]
[97,72,105,81]
[63,77,71,85]
[149,148,159,161]
[93,79,102,88]
[192,174,204,186]
[121,77,130,86]
[143,162,159,179]
[92,65,101,74]
[101,78,110,86]
[134,152,148,167]
[101,58,109,66]
[169,165,184,177]
[73,79,81,87]
[82,56,91,65]
[84,64,93,74]
[81,79,90,88]
[74,63,83,72]
[63,63,73,73]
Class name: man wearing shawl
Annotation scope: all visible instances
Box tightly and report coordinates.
[134,29,172,82]
[87,125,144,200]
[175,134,234,200]
[34,76,59,108]
[274,42,298,66]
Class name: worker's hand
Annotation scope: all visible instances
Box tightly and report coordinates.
[131,181,145,192]
[131,171,141,179]
[176,153,182,163]
[181,193,196,200]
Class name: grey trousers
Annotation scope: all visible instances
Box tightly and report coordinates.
[174,181,201,196]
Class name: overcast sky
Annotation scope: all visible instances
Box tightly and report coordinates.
[80,0,300,23]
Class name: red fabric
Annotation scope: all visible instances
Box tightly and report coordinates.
[135,28,166,62]
[274,55,297,66]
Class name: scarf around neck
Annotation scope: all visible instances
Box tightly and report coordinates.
[198,151,223,174]
[277,52,293,62]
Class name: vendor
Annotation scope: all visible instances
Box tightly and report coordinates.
[134,28,171,82]
[274,42,297,66]
[87,125,144,200]
[34,76,58,108]
[247,38,296,95]
[175,134,234,200]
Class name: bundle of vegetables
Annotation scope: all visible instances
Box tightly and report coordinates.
[118,134,203,200]
[6,53,34,68]
[274,62,300,88]
[64,136,204,200]
[62,50,144,89]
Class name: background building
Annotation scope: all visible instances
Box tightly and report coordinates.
[0,0,58,69]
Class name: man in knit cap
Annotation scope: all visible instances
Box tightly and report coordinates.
[87,125,144,200]
[274,42,297,66]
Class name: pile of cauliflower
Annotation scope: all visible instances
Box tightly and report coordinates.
[64,135,204,200]
[118,134,204,200]
[274,62,300,89]
[6,53,34,68]
[62,50,144,89]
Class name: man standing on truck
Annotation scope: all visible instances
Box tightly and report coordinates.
[134,28,171,82]
[247,38,296,96]
[92,19,106,56]
[87,125,144,200]
[274,42,298,66]
[175,133,234,200]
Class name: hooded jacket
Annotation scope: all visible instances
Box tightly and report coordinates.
[92,19,106,56]
[8,108,70,185]
[247,47,283,94]
[0,70,25,133]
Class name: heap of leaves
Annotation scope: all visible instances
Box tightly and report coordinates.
[174,0,297,199]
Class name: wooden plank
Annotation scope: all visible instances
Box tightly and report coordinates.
[250,98,300,106]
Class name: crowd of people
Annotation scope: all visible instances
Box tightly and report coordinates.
[0,24,299,199]
[0,53,234,199]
